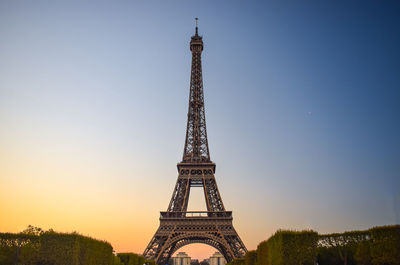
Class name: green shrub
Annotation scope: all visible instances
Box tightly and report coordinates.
[39,232,81,265]
[1,228,114,265]
[318,230,370,265]
[244,250,257,265]
[117,253,146,265]
[317,246,343,265]
[39,231,113,265]
[114,255,124,265]
[261,230,318,265]
[0,232,40,265]
[145,259,156,265]
[233,257,245,265]
[256,241,268,265]
[369,225,400,265]
[355,241,372,265]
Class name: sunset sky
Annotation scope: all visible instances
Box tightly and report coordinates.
[1,0,399,261]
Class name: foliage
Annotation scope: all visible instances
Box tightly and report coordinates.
[114,255,124,265]
[318,246,344,265]
[256,241,268,265]
[255,230,318,265]
[286,230,318,265]
[0,232,40,265]
[262,230,318,265]
[145,259,156,265]
[317,230,369,265]
[0,244,16,265]
[244,250,257,265]
[354,241,372,265]
[39,231,80,265]
[0,226,114,265]
[2,224,399,265]
[226,258,242,265]
[369,225,400,265]
[117,252,145,265]
[264,230,282,265]
[232,257,245,265]
[22,225,44,236]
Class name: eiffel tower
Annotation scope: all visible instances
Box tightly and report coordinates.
[143,19,247,265]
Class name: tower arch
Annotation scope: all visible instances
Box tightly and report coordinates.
[165,233,234,263]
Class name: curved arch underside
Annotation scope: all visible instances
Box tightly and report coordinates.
[143,214,248,265]
[172,238,223,255]
[160,233,234,264]
[146,224,248,265]
[170,236,227,260]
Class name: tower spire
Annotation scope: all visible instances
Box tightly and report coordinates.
[195,17,199,35]
[183,17,209,163]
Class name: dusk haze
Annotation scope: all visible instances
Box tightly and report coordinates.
[1,1,399,264]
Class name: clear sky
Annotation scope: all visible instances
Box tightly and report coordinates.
[1,0,399,261]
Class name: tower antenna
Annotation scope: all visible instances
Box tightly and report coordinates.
[195,17,199,35]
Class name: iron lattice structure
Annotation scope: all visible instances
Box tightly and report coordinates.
[143,22,247,265]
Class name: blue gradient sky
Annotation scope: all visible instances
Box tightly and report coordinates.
[1,0,399,260]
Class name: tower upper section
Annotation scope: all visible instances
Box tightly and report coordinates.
[182,19,210,163]
[190,19,203,52]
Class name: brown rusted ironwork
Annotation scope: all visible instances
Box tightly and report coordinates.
[143,21,247,265]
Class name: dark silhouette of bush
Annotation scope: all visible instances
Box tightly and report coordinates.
[354,241,372,265]
[145,259,156,265]
[117,252,145,265]
[318,230,369,265]
[256,240,268,265]
[231,225,399,265]
[369,225,400,265]
[255,230,318,265]
[0,226,115,265]
[244,250,257,265]
[0,232,40,265]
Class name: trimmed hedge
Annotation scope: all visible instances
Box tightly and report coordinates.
[318,230,369,265]
[370,225,400,265]
[257,241,268,265]
[231,225,399,265]
[244,250,257,265]
[39,231,114,265]
[317,226,400,265]
[0,229,115,265]
[117,253,145,265]
[227,257,245,265]
[2,225,398,265]
[354,241,372,265]
[256,230,318,265]
[318,246,345,265]
[145,259,156,265]
[0,232,40,265]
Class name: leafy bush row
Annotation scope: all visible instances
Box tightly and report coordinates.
[317,225,400,265]
[227,225,400,265]
[0,226,150,265]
